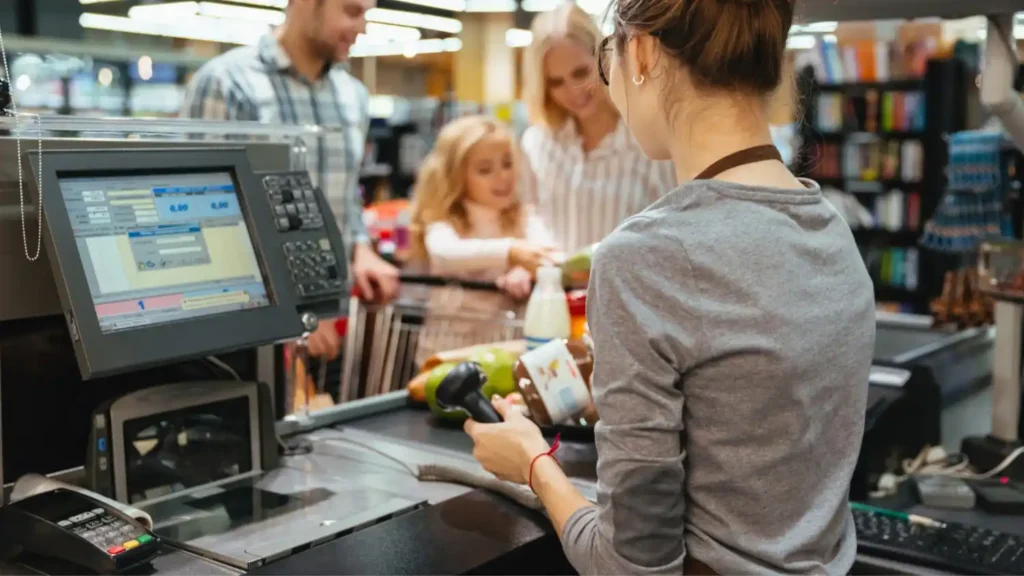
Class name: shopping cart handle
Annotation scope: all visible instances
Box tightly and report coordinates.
[398,274,502,292]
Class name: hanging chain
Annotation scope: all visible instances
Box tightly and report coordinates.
[0,23,44,262]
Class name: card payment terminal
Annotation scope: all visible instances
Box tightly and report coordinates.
[0,488,160,574]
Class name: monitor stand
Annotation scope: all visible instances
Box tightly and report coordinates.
[279,312,321,456]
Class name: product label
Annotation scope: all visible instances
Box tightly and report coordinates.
[519,340,591,423]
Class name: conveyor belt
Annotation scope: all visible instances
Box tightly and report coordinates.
[875,325,952,363]
[344,407,598,480]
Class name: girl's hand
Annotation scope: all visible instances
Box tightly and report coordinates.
[464,396,551,484]
[509,242,554,274]
[497,266,533,300]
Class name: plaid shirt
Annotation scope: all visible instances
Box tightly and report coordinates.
[181,33,369,245]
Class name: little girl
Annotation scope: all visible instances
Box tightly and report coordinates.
[409,115,557,365]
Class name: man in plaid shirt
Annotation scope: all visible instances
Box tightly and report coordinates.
[181,0,398,358]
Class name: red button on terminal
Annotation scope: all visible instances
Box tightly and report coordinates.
[107,546,125,555]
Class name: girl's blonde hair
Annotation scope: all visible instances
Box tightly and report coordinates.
[410,115,524,263]
[522,2,608,130]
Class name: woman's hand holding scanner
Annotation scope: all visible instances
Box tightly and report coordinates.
[509,242,554,274]
[497,266,533,300]
[464,396,553,485]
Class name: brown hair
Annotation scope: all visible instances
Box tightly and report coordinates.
[614,0,795,95]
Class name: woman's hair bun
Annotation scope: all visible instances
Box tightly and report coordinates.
[616,0,795,95]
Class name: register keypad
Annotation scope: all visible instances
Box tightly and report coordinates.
[60,507,148,555]
[263,173,324,232]
[284,238,344,297]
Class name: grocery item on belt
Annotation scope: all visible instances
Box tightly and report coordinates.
[513,339,594,426]
[562,243,598,289]
[423,347,519,424]
[524,266,571,351]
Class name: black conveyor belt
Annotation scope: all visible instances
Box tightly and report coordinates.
[346,407,599,480]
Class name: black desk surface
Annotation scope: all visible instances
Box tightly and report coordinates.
[250,408,583,575]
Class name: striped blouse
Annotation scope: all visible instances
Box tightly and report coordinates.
[520,119,677,255]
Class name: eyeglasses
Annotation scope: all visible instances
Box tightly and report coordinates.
[596,35,613,86]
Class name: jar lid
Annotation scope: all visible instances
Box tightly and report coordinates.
[567,290,587,315]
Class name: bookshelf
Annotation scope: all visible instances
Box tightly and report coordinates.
[796,59,969,314]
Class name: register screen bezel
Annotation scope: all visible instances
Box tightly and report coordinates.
[29,148,303,379]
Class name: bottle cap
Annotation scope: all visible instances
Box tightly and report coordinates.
[536,265,562,286]
[567,290,587,315]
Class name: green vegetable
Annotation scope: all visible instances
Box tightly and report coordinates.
[425,363,469,424]
[468,348,518,398]
[562,243,598,289]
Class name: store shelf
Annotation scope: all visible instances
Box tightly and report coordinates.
[876,285,919,303]
[814,177,923,192]
[852,228,921,247]
[817,79,926,92]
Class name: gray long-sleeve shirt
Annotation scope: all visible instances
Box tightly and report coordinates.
[562,179,874,575]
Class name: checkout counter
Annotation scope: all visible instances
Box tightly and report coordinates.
[0,125,590,576]
[0,107,1017,574]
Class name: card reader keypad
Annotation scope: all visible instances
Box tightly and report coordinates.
[61,507,152,556]
[264,173,325,232]
[284,239,344,297]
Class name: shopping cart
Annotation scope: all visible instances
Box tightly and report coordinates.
[338,276,526,404]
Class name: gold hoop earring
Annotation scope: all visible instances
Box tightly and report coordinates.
[632,74,645,86]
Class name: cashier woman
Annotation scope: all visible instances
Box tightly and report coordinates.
[465,0,875,574]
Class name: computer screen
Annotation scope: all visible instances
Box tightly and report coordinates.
[57,171,271,333]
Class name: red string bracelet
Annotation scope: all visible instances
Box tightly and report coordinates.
[528,433,561,493]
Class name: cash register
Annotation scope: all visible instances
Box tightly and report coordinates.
[0,146,425,573]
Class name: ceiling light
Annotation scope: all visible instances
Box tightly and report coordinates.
[349,37,461,58]
[465,0,516,12]
[196,2,285,23]
[505,28,532,48]
[366,7,461,34]
[98,67,113,86]
[79,0,122,4]
[137,55,153,80]
[799,21,838,33]
[15,74,31,91]
[219,0,286,7]
[522,0,603,13]
[82,12,267,45]
[392,0,466,10]
[786,34,817,50]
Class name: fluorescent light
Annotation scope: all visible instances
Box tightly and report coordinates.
[465,0,516,12]
[350,37,461,58]
[196,2,285,23]
[366,7,461,33]
[15,74,31,91]
[787,34,816,50]
[392,0,466,10]
[505,28,532,48]
[800,21,838,33]
[521,0,604,13]
[82,12,268,45]
[220,0,286,7]
[79,0,122,4]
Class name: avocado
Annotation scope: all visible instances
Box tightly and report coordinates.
[425,363,469,424]
[562,243,597,289]
[467,348,518,398]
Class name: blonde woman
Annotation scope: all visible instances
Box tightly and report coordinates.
[410,116,556,366]
[520,3,675,255]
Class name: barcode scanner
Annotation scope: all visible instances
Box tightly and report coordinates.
[436,362,503,424]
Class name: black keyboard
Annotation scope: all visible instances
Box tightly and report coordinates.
[854,507,1024,574]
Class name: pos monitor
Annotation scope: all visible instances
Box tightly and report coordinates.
[28,148,308,379]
